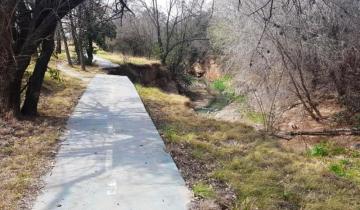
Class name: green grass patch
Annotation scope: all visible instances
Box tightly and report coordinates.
[328,159,360,184]
[207,76,265,126]
[310,144,329,157]
[212,76,229,92]
[210,75,240,104]
[193,182,216,199]
[329,163,346,177]
[307,142,360,184]
[309,142,348,157]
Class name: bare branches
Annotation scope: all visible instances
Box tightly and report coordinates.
[136,0,210,66]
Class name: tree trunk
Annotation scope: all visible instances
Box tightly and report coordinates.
[0,62,22,117]
[69,12,81,63]
[0,1,21,117]
[86,36,94,65]
[21,34,55,116]
[55,27,62,54]
[78,35,86,70]
[77,5,86,71]
[59,21,73,66]
[0,0,87,118]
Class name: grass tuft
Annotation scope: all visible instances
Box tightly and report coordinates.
[329,163,346,177]
[193,182,216,199]
[310,144,329,157]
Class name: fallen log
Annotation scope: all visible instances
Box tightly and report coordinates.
[273,128,360,140]
[287,128,360,136]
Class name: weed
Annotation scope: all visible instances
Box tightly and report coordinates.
[329,163,346,177]
[309,144,328,157]
[193,182,216,198]
[328,159,360,184]
[211,75,239,103]
[47,67,63,82]
[340,159,350,165]
[212,78,227,92]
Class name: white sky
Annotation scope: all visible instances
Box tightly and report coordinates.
[132,0,212,13]
[107,0,212,16]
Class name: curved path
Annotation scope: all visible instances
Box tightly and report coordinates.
[32,75,191,210]
[93,55,120,68]
[56,63,93,82]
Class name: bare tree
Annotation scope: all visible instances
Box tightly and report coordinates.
[138,0,210,67]
[0,0,130,117]
[210,0,360,131]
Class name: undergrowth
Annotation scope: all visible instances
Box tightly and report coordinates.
[203,75,264,125]
[136,85,360,210]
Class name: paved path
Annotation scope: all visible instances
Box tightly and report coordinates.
[93,55,120,68]
[32,75,192,210]
[57,63,92,82]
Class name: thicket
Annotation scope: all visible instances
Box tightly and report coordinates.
[209,0,360,131]
[108,0,211,82]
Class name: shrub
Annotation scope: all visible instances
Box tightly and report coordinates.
[47,67,63,82]
[310,144,328,157]
[329,164,346,177]
[193,182,216,199]
[211,75,232,92]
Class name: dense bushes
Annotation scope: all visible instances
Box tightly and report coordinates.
[210,0,360,129]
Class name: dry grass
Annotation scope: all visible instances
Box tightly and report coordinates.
[0,62,85,209]
[136,85,360,210]
[96,50,160,65]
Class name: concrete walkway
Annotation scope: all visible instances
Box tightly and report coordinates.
[93,55,120,68]
[56,63,92,82]
[32,75,192,210]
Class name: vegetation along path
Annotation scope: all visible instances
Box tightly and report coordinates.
[32,74,191,210]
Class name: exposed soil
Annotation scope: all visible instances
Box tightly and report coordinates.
[105,63,179,93]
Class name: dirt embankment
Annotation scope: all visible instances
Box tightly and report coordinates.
[104,63,179,93]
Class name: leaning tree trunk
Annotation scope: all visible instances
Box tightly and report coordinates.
[59,21,73,66]
[55,27,62,54]
[21,34,55,116]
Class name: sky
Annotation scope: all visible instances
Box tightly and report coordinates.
[129,0,212,13]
